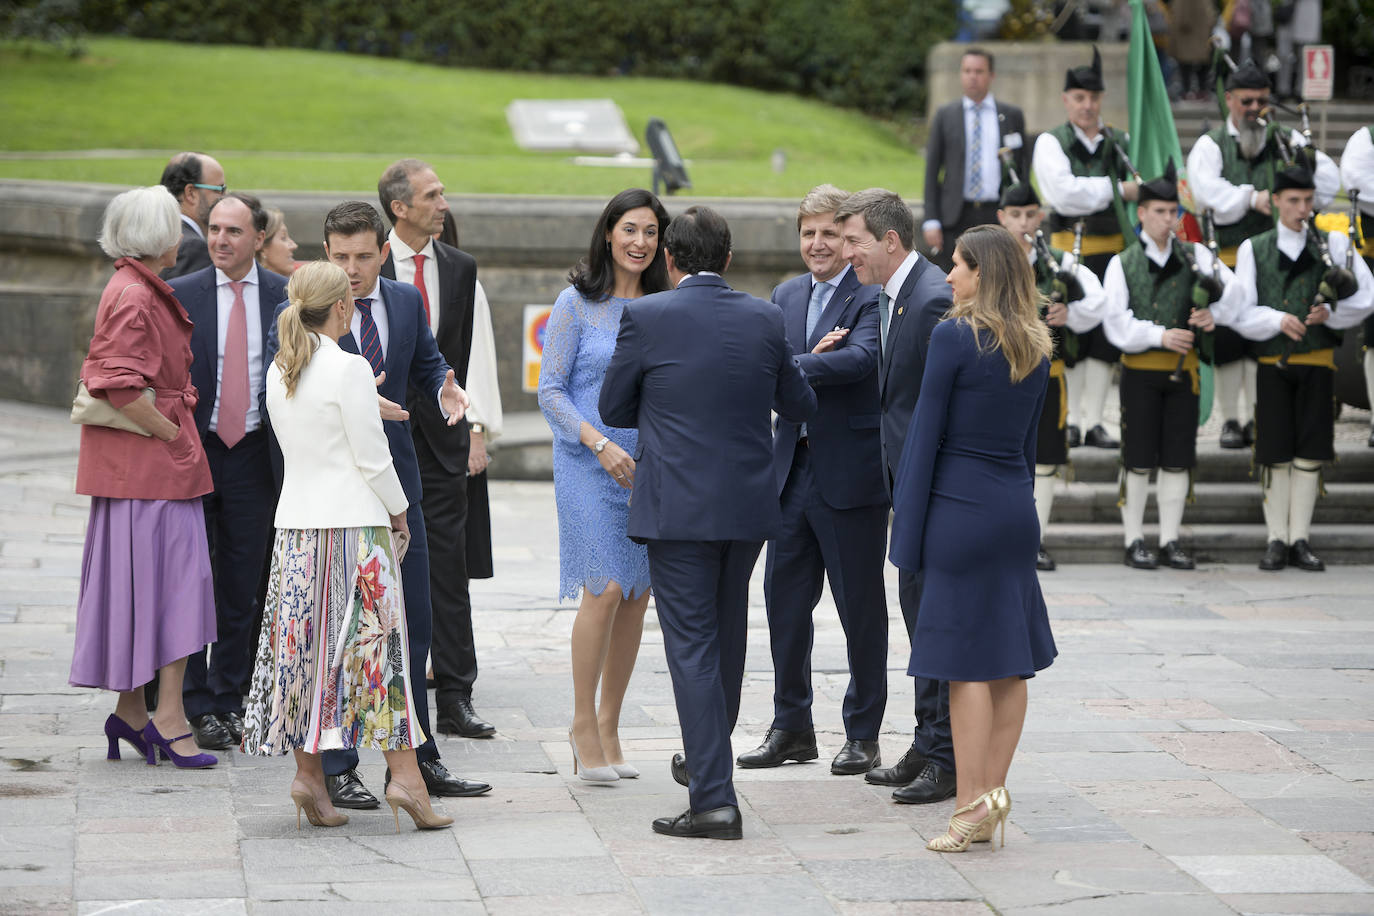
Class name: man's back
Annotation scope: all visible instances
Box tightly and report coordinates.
[599,274,815,542]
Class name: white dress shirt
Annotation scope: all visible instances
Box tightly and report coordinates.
[387,228,443,336]
[882,251,922,337]
[1031,249,1107,334]
[267,335,407,529]
[181,213,205,240]
[1220,223,1374,341]
[1341,127,1374,219]
[1187,117,1341,225]
[1032,123,1121,218]
[209,262,264,434]
[1101,234,1234,352]
[464,279,504,441]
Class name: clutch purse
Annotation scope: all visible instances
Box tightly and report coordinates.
[392,528,411,562]
[70,381,155,436]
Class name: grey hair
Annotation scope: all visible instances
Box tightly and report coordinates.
[98,185,182,260]
[833,188,915,251]
[797,184,850,229]
[378,158,431,225]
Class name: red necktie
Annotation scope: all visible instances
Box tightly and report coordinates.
[218,280,249,448]
[412,253,431,328]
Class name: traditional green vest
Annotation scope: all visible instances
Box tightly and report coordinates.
[1033,246,1080,362]
[1046,123,1131,237]
[1119,240,1194,330]
[1205,124,1279,248]
[1250,228,1342,357]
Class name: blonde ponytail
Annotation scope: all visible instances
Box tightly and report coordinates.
[275,261,351,397]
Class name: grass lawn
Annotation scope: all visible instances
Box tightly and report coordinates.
[0,37,926,198]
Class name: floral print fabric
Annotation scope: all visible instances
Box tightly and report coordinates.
[242,526,423,755]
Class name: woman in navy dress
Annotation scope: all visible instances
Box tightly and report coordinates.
[538,189,670,782]
[890,225,1058,852]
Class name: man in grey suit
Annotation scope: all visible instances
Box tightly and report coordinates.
[159,151,226,280]
[922,48,1027,272]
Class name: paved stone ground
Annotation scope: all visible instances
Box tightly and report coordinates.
[1,399,1372,915]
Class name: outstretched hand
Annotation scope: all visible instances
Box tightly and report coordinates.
[440,369,469,425]
[375,372,410,421]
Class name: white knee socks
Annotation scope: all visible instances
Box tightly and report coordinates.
[1065,361,1084,428]
[1215,361,1243,423]
[1121,469,1150,546]
[1157,469,1189,546]
[1262,462,1292,544]
[1034,466,1057,541]
[1080,358,1112,431]
[1289,458,1322,543]
[1242,358,1257,421]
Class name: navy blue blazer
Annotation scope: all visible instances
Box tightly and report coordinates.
[771,268,888,510]
[879,255,953,484]
[171,264,288,439]
[264,276,451,505]
[599,274,817,543]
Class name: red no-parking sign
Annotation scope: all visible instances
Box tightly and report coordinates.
[1303,45,1334,101]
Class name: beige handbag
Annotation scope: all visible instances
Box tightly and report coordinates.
[70,381,155,436]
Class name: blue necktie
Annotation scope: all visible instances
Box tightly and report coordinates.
[354,298,385,376]
[806,279,829,344]
[969,102,984,199]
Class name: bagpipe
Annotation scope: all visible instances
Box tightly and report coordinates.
[1275,218,1360,370]
[1168,218,1224,381]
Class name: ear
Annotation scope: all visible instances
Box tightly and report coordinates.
[253,230,266,253]
[722,250,733,274]
[664,248,677,274]
[380,240,391,262]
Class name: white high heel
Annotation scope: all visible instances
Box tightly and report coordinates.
[568,729,619,782]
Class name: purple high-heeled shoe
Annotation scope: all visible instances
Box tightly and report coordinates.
[104,714,149,761]
[141,721,218,769]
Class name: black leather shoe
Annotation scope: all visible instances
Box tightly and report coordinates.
[892,761,957,804]
[830,739,880,775]
[1036,545,1056,571]
[219,711,245,744]
[1084,424,1120,449]
[670,753,691,787]
[865,744,926,786]
[1259,539,1288,571]
[1160,540,1195,570]
[189,713,232,750]
[1243,420,1256,446]
[1219,419,1246,449]
[1288,539,1325,572]
[736,727,818,768]
[651,805,742,840]
[326,768,380,809]
[1066,424,1082,448]
[437,698,496,738]
[1124,538,1158,570]
[414,759,492,797]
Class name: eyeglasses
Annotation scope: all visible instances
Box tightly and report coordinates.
[1237,98,1266,107]
[192,182,227,193]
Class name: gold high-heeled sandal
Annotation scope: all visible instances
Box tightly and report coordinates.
[973,786,1011,845]
[926,790,1000,853]
[384,781,454,832]
[289,788,349,829]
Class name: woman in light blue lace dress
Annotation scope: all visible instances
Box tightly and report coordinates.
[538,189,669,782]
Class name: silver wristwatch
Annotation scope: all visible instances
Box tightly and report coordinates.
[593,436,610,454]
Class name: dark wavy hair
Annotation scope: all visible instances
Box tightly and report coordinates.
[569,188,670,300]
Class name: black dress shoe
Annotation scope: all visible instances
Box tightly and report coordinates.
[1288,539,1325,572]
[736,727,818,768]
[865,744,926,786]
[651,805,742,840]
[830,739,881,775]
[415,759,492,797]
[1036,545,1056,571]
[1084,424,1120,449]
[437,698,496,738]
[1243,420,1255,447]
[220,711,245,744]
[189,713,232,751]
[1066,424,1082,449]
[1160,540,1195,570]
[326,768,380,809]
[1259,539,1288,571]
[1219,419,1246,449]
[1124,538,1158,570]
[892,761,957,804]
[670,753,691,787]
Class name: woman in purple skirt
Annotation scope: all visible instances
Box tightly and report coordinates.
[71,185,218,769]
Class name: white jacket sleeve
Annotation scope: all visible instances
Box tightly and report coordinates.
[1323,232,1374,330]
[338,354,408,517]
[1218,239,1286,341]
[1062,253,1107,333]
[462,279,504,442]
[1033,133,1118,217]
[1187,133,1256,227]
[1341,127,1374,208]
[1100,254,1166,352]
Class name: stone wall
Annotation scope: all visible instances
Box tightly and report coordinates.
[0,181,926,413]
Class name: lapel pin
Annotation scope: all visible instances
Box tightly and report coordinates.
[897,306,904,315]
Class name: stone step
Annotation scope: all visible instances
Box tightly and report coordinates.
[1065,441,1374,484]
[1046,480,1374,524]
[1043,523,1374,565]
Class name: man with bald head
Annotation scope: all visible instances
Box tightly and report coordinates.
[170,193,286,750]
[159,151,227,280]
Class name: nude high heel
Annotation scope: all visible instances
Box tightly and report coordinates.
[973,786,1011,845]
[926,789,1005,853]
[568,728,619,782]
[384,782,454,832]
[290,785,349,829]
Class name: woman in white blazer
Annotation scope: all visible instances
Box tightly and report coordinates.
[241,261,451,833]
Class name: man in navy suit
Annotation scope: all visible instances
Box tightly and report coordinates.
[600,206,816,839]
[170,193,285,751]
[263,201,490,808]
[835,188,957,805]
[736,185,889,777]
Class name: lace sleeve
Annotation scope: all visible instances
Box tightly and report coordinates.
[537,288,587,444]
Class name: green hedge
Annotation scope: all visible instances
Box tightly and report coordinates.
[78,0,957,115]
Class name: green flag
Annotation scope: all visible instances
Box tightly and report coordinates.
[1127,0,1213,422]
